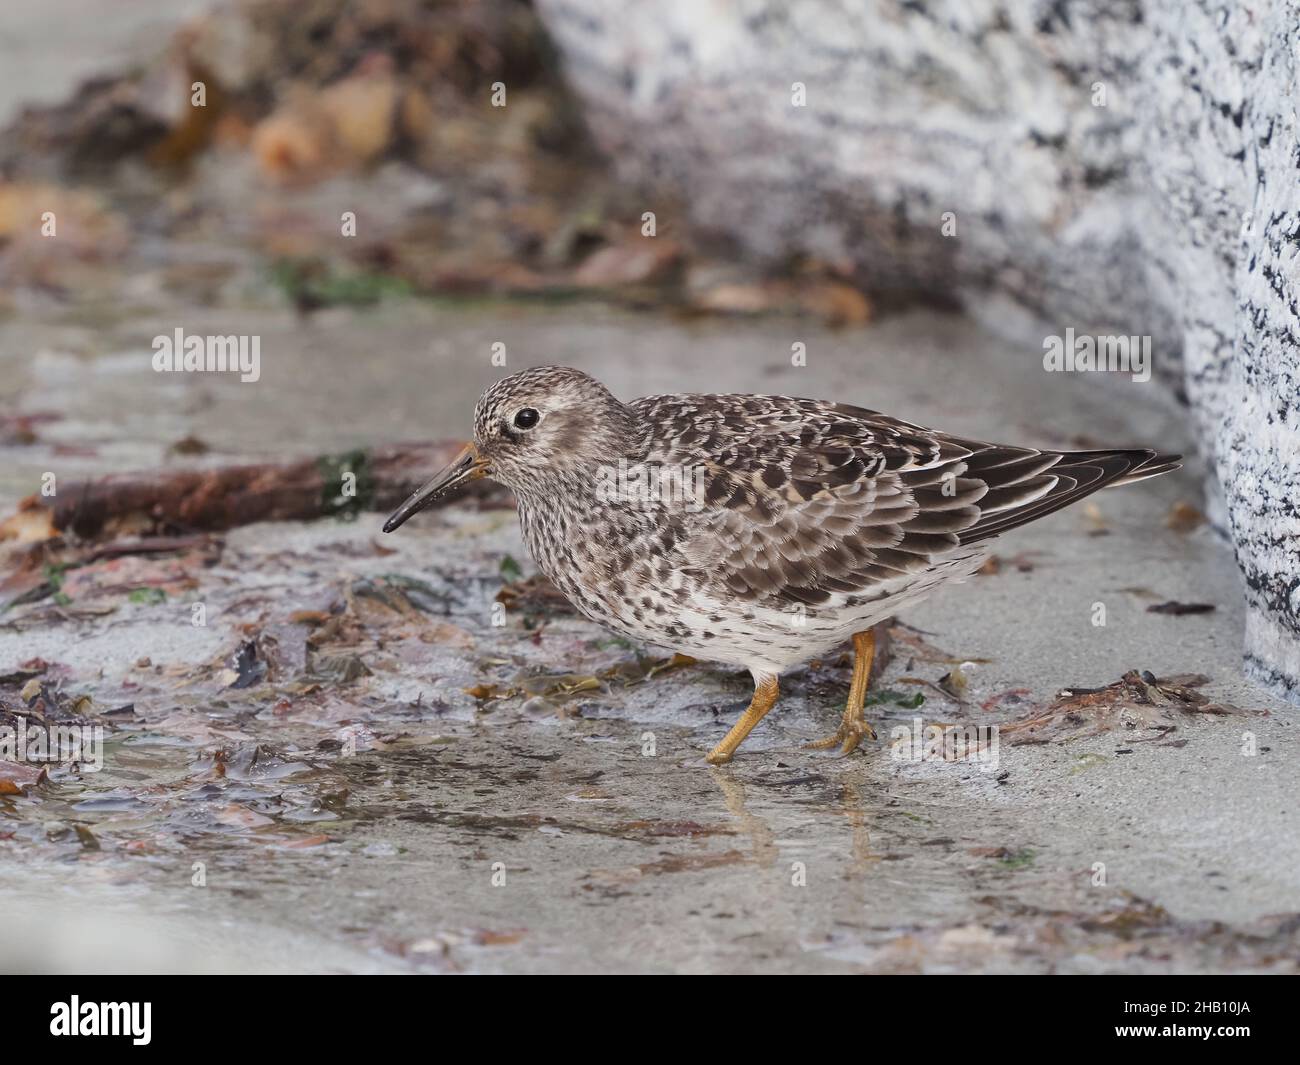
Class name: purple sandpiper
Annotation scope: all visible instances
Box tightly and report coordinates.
[384,366,1180,764]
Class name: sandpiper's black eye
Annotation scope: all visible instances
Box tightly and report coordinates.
[513,408,540,430]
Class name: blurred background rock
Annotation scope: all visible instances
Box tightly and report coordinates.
[0,0,869,324]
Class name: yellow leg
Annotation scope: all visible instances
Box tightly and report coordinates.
[806,630,878,755]
[706,675,780,765]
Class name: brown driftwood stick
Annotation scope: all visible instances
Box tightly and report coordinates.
[5,442,511,541]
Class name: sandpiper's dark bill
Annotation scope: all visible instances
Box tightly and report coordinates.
[380,365,1180,765]
[383,442,490,533]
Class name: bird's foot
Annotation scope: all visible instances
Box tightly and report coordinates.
[805,717,877,756]
[807,629,878,756]
[704,675,780,765]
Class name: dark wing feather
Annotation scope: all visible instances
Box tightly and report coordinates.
[634,394,1179,607]
[956,447,1182,544]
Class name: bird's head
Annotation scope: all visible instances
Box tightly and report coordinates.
[383,366,636,532]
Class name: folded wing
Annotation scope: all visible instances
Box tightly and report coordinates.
[634,394,1179,607]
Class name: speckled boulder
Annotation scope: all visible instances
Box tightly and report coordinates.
[535,0,1300,698]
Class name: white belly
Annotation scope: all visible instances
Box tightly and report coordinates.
[604,545,993,677]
